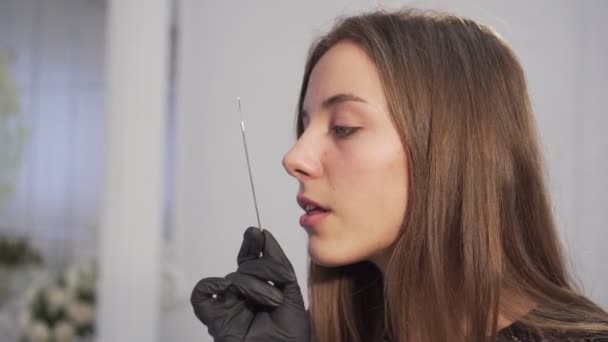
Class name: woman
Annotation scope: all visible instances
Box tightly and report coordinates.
[191,9,608,341]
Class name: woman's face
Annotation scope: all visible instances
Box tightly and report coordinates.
[282,41,409,269]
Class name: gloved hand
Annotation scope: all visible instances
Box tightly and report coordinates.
[191,227,310,342]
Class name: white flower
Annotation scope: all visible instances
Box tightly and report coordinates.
[27,320,50,342]
[53,321,75,342]
[17,309,31,331]
[67,301,95,326]
[79,271,95,292]
[45,286,68,313]
[23,285,38,306]
[64,267,79,293]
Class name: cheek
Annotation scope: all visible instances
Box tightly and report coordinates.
[335,145,409,229]
[370,154,409,233]
[386,153,409,223]
[311,138,408,266]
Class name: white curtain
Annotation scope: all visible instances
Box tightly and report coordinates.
[0,0,106,268]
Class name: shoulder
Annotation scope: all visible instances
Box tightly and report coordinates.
[498,321,608,341]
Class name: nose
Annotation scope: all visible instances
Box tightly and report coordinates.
[282,135,322,181]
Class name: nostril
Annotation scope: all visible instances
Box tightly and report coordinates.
[295,168,305,175]
[283,159,307,179]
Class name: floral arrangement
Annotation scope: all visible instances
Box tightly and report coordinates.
[19,265,96,342]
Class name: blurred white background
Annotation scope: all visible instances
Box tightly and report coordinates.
[0,0,606,341]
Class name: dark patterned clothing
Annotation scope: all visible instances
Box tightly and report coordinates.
[379,321,608,341]
[496,321,608,341]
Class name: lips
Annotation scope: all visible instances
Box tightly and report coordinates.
[299,210,329,229]
[297,194,330,230]
[296,194,330,213]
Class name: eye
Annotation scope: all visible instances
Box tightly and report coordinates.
[331,125,357,138]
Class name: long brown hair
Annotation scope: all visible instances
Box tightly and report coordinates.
[295,9,608,342]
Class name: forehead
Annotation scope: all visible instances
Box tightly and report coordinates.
[303,41,387,112]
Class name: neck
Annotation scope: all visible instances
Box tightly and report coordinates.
[371,252,535,333]
[370,247,392,275]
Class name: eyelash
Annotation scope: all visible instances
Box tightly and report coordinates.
[300,120,358,139]
[331,125,358,138]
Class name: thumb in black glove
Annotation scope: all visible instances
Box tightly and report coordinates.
[191,227,310,342]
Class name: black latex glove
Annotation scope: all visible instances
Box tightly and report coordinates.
[191,227,310,342]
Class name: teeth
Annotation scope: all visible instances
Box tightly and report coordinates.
[305,203,328,213]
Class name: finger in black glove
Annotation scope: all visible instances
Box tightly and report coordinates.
[191,227,310,342]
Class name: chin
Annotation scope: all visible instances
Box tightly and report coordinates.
[307,236,368,267]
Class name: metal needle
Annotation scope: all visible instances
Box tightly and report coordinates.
[237,97,263,232]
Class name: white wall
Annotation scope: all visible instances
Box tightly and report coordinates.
[577,0,608,305]
[166,1,608,340]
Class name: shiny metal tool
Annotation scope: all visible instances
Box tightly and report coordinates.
[237,97,263,232]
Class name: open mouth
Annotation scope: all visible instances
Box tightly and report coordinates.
[304,204,329,215]
[297,195,330,213]
[297,195,331,229]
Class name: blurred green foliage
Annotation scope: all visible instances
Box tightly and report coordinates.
[0,54,26,209]
[0,235,43,268]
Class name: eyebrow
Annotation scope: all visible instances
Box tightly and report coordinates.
[300,93,369,119]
